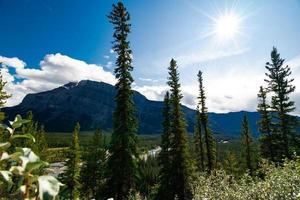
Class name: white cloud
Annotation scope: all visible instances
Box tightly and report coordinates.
[177,48,248,68]
[138,77,160,83]
[134,85,168,101]
[105,61,113,68]
[1,53,299,116]
[1,53,116,106]
[287,55,300,68]
[103,55,110,59]
[0,56,26,68]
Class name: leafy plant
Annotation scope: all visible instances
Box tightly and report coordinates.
[0,115,62,199]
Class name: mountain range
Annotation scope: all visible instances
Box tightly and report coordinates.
[4,80,295,138]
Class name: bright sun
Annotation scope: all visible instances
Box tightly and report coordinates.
[215,14,240,39]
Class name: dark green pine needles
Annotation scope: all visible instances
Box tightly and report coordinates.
[264,47,299,160]
[60,122,81,200]
[197,70,216,173]
[81,129,106,199]
[257,86,275,162]
[194,106,205,172]
[167,59,193,200]
[157,92,173,200]
[106,2,139,200]
[240,115,254,176]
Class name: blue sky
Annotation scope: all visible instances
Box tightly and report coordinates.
[0,0,300,114]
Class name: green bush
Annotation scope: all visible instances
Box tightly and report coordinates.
[0,115,62,199]
[194,159,300,200]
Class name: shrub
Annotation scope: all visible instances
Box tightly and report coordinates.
[0,115,62,199]
[194,159,300,200]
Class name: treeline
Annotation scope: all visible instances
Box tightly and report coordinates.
[0,1,299,200]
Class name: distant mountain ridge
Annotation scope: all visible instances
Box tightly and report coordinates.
[3,80,297,137]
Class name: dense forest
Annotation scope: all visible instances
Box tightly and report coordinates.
[0,2,300,200]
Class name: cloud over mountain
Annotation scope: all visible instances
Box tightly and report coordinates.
[0,53,116,106]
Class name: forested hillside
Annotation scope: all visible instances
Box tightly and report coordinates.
[3,80,283,137]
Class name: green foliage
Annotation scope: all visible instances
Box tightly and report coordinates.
[257,86,275,162]
[194,159,300,200]
[223,151,240,177]
[0,115,62,199]
[264,47,299,159]
[138,156,160,199]
[197,70,216,173]
[106,2,139,199]
[81,129,106,199]
[194,107,205,172]
[240,115,255,176]
[59,122,81,200]
[19,111,48,160]
[157,92,174,200]
[0,68,11,145]
[167,59,193,199]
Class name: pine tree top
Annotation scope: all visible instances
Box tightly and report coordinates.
[197,70,208,115]
[167,59,182,101]
[264,47,296,113]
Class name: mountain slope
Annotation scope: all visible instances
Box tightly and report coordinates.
[2,80,290,137]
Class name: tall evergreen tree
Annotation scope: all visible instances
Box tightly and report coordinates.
[197,70,216,172]
[60,122,81,200]
[167,59,193,200]
[157,91,173,200]
[194,106,205,171]
[264,47,298,159]
[257,86,275,162]
[81,129,106,199]
[240,115,254,176]
[106,2,139,199]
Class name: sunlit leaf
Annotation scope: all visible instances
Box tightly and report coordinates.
[26,161,48,173]
[12,134,36,143]
[0,152,10,160]
[0,142,11,150]
[10,115,30,129]
[19,148,40,169]
[0,170,12,181]
[9,166,24,175]
[38,175,63,200]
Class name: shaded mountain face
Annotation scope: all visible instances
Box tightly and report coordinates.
[3,80,284,137]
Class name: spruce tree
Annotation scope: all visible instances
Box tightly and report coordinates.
[194,106,205,171]
[264,47,298,159]
[81,129,106,199]
[167,59,193,200]
[106,2,139,199]
[60,122,81,200]
[157,91,173,200]
[197,70,216,172]
[240,115,254,176]
[257,86,275,162]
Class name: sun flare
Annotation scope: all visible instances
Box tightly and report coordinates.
[215,14,240,39]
